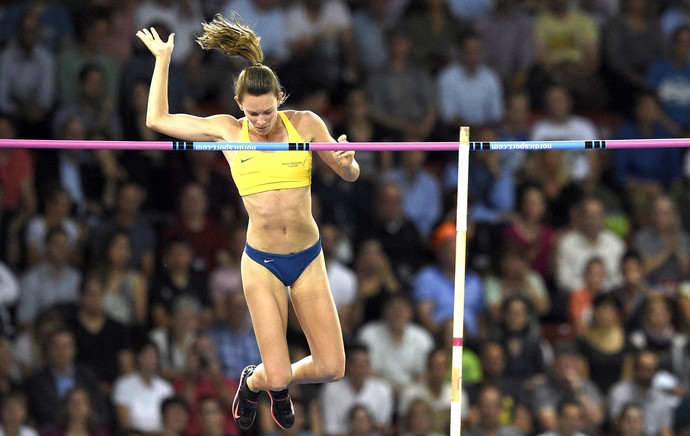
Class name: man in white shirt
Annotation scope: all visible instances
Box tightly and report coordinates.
[357,293,435,390]
[555,196,626,292]
[320,343,394,435]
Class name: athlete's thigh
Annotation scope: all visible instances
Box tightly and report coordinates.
[241,252,291,368]
[289,253,344,359]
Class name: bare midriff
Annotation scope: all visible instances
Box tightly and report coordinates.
[242,185,319,254]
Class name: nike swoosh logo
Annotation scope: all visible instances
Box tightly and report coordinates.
[241,157,254,163]
[263,259,274,263]
[233,405,240,420]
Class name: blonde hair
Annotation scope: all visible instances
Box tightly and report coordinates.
[196,13,283,102]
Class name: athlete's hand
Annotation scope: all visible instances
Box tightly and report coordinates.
[136,27,175,59]
[334,134,355,167]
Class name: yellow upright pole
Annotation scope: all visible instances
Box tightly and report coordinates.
[450,127,470,435]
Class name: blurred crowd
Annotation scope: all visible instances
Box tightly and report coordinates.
[3,0,690,435]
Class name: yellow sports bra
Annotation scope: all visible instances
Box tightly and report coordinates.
[225,112,312,197]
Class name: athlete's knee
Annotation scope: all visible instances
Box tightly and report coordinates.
[318,354,346,382]
[264,367,293,390]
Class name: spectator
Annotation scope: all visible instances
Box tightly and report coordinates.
[165,151,240,226]
[646,26,690,131]
[484,244,551,323]
[17,227,81,332]
[474,0,535,90]
[283,0,359,96]
[161,183,230,278]
[568,257,609,335]
[660,0,690,39]
[349,238,405,330]
[24,186,80,267]
[497,91,532,176]
[0,0,74,53]
[611,250,651,332]
[149,237,212,329]
[530,342,604,434]
[13,309,65,379]
[365,28,438,142]
[613,94,682,228]
[436,32,504,132]
[467,341,533,435]
[52,63,123,141]
[25,329,110,431]
[632,195,690,292]
[608,349,675,436]
[66,273,134,394]
[520,150,575,229]
[398,348,453,435]
[171,335,240,436]
[381,151,442,238]
[319,343,394,435]
[629,295,686,374]
[354,180,425,285]
[535,399,589,436]
[496,296,549,389]
[207,224,244,321]
[464,385,524,436]
[530,0,603,111]
[0,391,38,436]
[41,386,109,436]
[0,261,19,337]
[602,0,665,113]
[88,182,157,279]
[91,229,148,330]
[555,196,626,293]
[414,221,484,338]
[149,295,201,380]
[576,293,633,394]
[502,183,556,281]
[351,0,392,74]
[197,395,233,436]
[462,129,516,225]
[356,294,435,391]
[159,396,191,436]
[612,402,645,436]
[0,140,37,219]
[320,223,358,337]
[529,85,599,189]
[402,0,467,75]
[205,291,260,382]
[399,398,447,436]
[0,10,56,138]
[331,88,392,175]
[346,405,376,436]
[311,147,363,239]
[56,9,120,106]
[0,336,21,397]
[112,340,174,434]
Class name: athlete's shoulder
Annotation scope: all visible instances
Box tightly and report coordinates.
[205,113,243,138]
[281,110,325,134]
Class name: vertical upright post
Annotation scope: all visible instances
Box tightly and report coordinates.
[450,127,470,435]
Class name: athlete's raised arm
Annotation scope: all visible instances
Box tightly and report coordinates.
[136,27,236,142]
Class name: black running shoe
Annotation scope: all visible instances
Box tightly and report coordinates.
[267,388,295,429]
[232,365,259,430]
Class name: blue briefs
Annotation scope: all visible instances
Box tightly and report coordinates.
[244,237,322,286]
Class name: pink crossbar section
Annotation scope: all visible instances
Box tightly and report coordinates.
[452,337,463,347]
